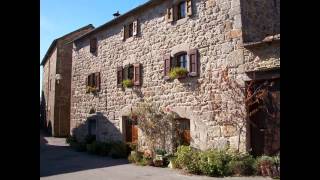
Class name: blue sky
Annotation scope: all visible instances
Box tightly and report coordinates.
[40,0,149,96]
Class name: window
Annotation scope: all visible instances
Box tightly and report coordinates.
[117,63,142,87]
[90,38,97,53]
[123,20,138,41]
[176,53,187,68]
[178,1,186,20]
[128,23,134,38]
[163,49,199,79]
[86,72,100,92]
[166,0,192,23]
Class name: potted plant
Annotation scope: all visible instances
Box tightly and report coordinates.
[153,148,166,167]
[86,86,97,93]
[122,79,133,88]
[143,150,153,166]
[257,155,274,177]
[169,67,188,80]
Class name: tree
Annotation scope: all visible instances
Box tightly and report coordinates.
[211,68,280,153]
[130,101,178,155]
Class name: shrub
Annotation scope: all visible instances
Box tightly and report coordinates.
[175,145,201,174]
[169,67,188,79]
[98,142,112,156]
[109,141,128,159]
[84,135,96,144]
[122,79,133,88]
[66,135,77,144]
[256,155,274,177]
[86,141,102,154]
[198,150,232,177]
[71,142,86,152]
[128,151,143,163]
[155,148,167,156]
[227,153,256,176]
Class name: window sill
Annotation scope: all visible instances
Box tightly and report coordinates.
[173,17,188,26]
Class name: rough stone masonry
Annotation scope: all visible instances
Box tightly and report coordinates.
[70,0,280,153]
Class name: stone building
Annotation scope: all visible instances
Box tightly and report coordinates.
[70,0,280,155]
[40,24,94,137]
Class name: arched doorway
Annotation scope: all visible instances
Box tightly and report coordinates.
[123,116,138,144]
[175,118,191,146]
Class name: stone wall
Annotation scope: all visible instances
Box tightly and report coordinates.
[71,0,279,152]
[240,0,280,42]
[42,25,94,137]
[42,47,57,135]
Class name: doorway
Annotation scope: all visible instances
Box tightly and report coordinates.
[176,118,191,146]
[247,78,280,156]
[124,116,138,143]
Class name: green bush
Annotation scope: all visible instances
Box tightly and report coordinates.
[84,135,96,144]
[109,141,128,159]
[169,67,188,79]
[122,79,133,88]
[227,153,256,176]
[86,141,101,154]
[71,142,86,152]
[198,150,232,177]
[155,148,167,156]
[66,135,77,144]
[98,142,112,156]
[128,151,143,163]
[174,145,201,174]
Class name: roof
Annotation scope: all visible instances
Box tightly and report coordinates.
[243,34,280,48]
[73,0,161,43]
[40,24,95,66]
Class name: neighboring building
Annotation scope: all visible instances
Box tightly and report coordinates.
[70,0,280,155]
[40,24,94,137]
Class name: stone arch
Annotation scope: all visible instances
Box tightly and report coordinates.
[118,105,133,142]
[170,106,211,150]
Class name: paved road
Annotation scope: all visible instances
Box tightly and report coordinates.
[40,133,273,180]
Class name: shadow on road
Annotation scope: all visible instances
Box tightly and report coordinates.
[40,135,128,177]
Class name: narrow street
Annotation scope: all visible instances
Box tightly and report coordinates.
[40,132,273,180]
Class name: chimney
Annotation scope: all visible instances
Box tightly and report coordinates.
[113,11,120,18]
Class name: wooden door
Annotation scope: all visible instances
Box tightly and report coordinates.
[125,117,138,143]
[177,118,190,145]
[248,78,280,156]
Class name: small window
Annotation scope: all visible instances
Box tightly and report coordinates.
[178,1,186,20]
[176,53,188,68]
[117,63,142,87]
[90,38,97,53]
[86,72,100,92]
[123,65,134,81]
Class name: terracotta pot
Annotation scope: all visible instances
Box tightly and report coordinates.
[153,159,163,167]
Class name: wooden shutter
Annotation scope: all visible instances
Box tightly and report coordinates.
[166,6,174,22]
[133,63,141,86]
[186,0,193,17]
[133,20,138,36]
[95,72,100,91]
[188,49,198,76]
[117,67,123,87]
[164,54,171,79]
[122,26,126,41]
[90,38,97,53]
[173,5,179,21]
[88,74,92,87]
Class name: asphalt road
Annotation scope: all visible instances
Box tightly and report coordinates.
[40,132,274,180]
